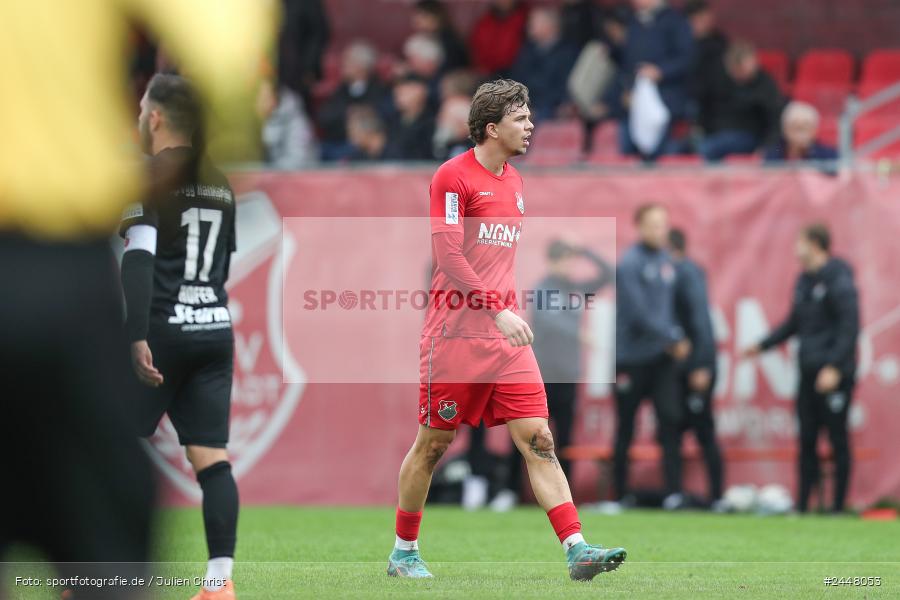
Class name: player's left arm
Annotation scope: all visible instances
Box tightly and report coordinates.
[823,273,860,371]
[121,221,164,387]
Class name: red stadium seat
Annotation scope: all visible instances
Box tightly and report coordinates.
[854,115,900,159]
[588,122,621,160]
[522,119,583,166]
[585,154,640,167]
[376,53,400,83]
[656,155,703,166]
[795,49,854,86]
[857,80,900,117]
[792,81,851,117]
[860,49,900,86]
[723,153,762,165]
[818,115,839,147]
[312,49,342,101]
[757,49,790,91]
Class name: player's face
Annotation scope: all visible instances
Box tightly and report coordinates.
[638,208,669,249]
[795,235,813,269]
[496,104,534,156]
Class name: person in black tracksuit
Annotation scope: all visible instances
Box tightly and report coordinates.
[670,229,724,506]
[615,204,691,502]
[745,224,859,513]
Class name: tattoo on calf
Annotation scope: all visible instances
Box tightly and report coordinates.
[529,433,559,469]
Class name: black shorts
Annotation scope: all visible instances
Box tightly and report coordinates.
[139,335,234,448]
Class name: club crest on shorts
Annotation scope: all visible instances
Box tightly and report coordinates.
[515,192,525,215]
[438,400,458,421]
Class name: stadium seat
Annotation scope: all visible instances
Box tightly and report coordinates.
[757,49,790,91]
[376,52,400,83]
[587,122,621,160]
[723,153,762,165]
[856,80,900,118]
[312,49,342,101]
[818,115,839,147]
[655,154,704,166]
[854,114,900,159]
[860,49,900,86]
[792,81,852,117]
[795,49,855,86]
[521,119,583,166]
[585,154,640,167]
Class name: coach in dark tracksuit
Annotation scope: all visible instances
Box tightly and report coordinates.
[745,224,859,513]
[670,228,724,506]
[615,204,691,502]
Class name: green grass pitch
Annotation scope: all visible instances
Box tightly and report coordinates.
[5,506,899,598]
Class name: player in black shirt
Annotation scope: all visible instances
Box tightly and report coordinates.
[120,74,239,599]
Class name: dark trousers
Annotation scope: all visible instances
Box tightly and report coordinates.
[613,357,682,499]
[797,369,854,512]
[0,236,155,597]
[505,382,577,495]
[678,371,724,501]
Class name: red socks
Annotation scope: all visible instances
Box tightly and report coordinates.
[547,502,581,543]
[395,507,423,542]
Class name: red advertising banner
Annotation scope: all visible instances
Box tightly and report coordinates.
[148,167,900,509]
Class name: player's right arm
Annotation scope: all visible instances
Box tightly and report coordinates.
[429,164,533,346]
[120,205,164,387]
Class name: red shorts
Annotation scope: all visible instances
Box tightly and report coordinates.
[418,335,548,430]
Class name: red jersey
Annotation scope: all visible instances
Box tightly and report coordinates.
[422,149,526,338]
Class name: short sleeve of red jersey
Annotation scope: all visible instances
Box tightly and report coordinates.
[429,163,468,235]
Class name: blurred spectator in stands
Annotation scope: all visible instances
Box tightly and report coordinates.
[318,41,389,161]
[346,105,389,161]
[764,101,838,162]
[560,0,629,53]
[440,69,479,102]
[403,33,446,101]
[684,0,728,134]
[257,77,318,169]
[560,0,599,51]
[602,0,695,158]
[433,96,473,160]
[433,70,478,160]
[698,40,784,162]
[385,75,436,160]
[567,6,629,151]
[470,0,530,76]
[510,6,579,121]
[278,0,330,105]
[411,0,469,72]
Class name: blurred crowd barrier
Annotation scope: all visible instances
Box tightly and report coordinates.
[147,166,900,508]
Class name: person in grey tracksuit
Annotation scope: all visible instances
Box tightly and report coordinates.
[614,204,691,502]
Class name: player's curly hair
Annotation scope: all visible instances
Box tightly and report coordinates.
[468,79,530,144]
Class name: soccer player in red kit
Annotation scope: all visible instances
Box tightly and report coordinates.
[387,79,627,581]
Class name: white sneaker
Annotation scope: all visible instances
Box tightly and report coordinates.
[462,475,489,510]
[489,489,518,512]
